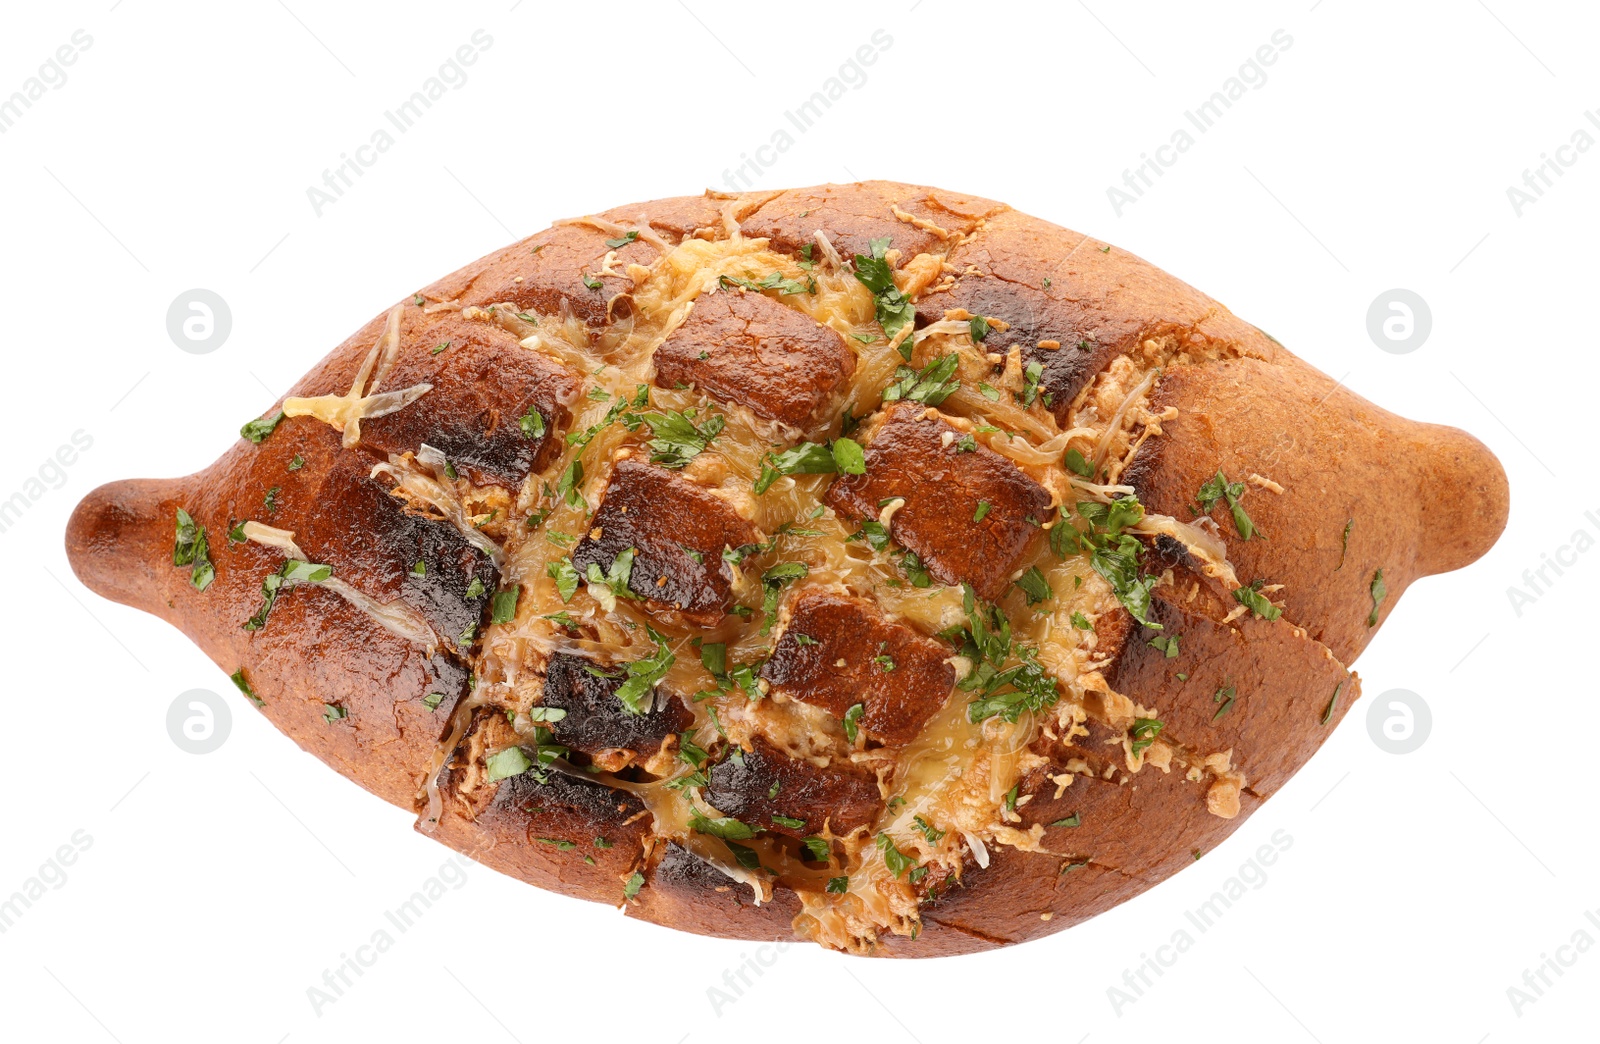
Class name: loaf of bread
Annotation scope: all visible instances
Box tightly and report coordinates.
[66,181,1508,955]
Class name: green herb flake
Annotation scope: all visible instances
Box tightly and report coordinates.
[1050,813,1082,828]
[519,406,546,439]
[1233,579,1283,621]
[491,586,520,625]
[1196,470,1261,541]
[230,668,264,707]
[1367,569,1387,627]
[842,703,865,744]
[1014,566,1051,606]
[1337,518,1354,571]
[689,810,762,841]
[623,872,645,901]
[1322,680,1344,725]
[1064,447,1095,479]
[852,238,915,353]
[1212,684,1237,721]
[831,437,866,476]
[883,353,960,406]
[876,832,914,878]
[604,230,640,249]
[611,628,675,715]
[546,558,580,603]
[639,408,725,469]
[772,814,806,831]
[485,746,534,783]
[826,875,849,893]
[239,410,286,444]
[1130,718,1164,757]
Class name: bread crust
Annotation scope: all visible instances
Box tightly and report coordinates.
[64,181,1508,955]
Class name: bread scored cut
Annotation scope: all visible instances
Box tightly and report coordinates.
[65,181,1508,955]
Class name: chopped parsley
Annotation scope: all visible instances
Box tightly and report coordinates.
[1337,518,1354,570]
[973,500,992,523]
[519,406,546,439]
[1130,718,1164,757]
[876,832,915,878]
[753,441,839,494]
[949,584,1060,723]
[882,353,960,406]
[484,746,534,783]
[1367,569,1387,627]
[1014,566,1051,606]
[826,876,849,893]
[243,559,331,631]
[464,576,485,599]
[841,703,865,743]
[547,558,581,602]
[852,237,916,355]
[239,410,286,444]
[913,816,946,843]
[288,454,305,471]
[968,315,990,342]
[1233,579,1283,621]
[1212,684,1237,721]
[771,814,806,831]
[1018,360,1045,408]
[1050,813,1081,828]
[1322,681,1344,725]
[1148,633,1180,658]
[230,668,263,707]
[172,508,215,592]
[611,627,675,715]
[802,837,831,862]
[490,586,520,625]
[638,408,724,469]
[760,561,809,635]
[719,270,816,296]
[623,873,645,901]
[555,459,585,507]
[322,703,347,724]
[604,230,639,249]
[1196,470,1261,540]
[1064,447,1095,479]
[689,810,762,841]
[1071,611,1094,631]
[584,546,638,610]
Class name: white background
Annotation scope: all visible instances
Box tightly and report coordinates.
[1,1,1594,1041]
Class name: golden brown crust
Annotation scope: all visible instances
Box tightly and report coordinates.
[63,180,1509,956]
